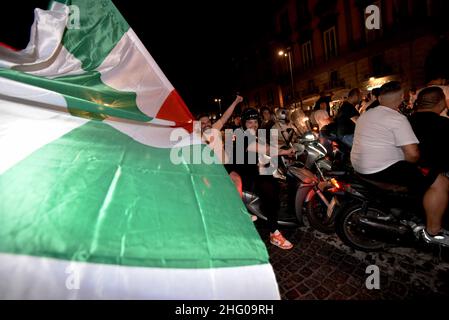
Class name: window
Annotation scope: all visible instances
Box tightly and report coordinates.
[412,0,428,17]
[323,26,338,60]
[330,71,339,88]
[279,11,291,36]
[427,0,449,17]
[308,80,317,94]
[393,0,410,21]
[296,0,311,25]
[301,41,313,69]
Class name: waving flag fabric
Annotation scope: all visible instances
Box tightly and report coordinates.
[0,0,279,299]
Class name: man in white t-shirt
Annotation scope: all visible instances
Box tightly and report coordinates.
[351,97,419,175]
[351,81,449,246]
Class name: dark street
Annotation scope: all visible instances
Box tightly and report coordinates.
[257,221,449,299]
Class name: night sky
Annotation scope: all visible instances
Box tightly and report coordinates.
[0,0,270,114]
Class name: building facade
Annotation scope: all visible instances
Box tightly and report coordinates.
[234,0,449,111]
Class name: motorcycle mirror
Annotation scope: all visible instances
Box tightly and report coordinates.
[293,143,305,157]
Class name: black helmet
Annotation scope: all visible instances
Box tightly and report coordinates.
[241,108,259,130]
[241,108,259,122]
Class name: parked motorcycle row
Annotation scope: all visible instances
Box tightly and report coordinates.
[243,128,449,253]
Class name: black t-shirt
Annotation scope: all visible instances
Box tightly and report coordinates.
[366,99,380,111]
[228,128,259,183]
[409,112,449,172]
[336,101,359,137]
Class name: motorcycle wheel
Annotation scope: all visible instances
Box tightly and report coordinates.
[306,193,335,234]
[336,204,388,252]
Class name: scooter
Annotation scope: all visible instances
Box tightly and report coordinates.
[243,131,341,228]
[299,124,354,233]
[332,172,449,252]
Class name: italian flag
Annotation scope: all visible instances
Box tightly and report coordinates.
[0,0,279,299]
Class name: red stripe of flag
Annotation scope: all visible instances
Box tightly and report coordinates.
[156,90,194,132]
[0,42,18,51]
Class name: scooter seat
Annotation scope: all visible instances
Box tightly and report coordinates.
[355,174,409,193]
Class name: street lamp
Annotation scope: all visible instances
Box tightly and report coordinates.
[278,48,302,108]
[214,98,222,116]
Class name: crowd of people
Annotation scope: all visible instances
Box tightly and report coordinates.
[318,81,449,245]
[196,78,449,249]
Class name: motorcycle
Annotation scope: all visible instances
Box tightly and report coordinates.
[294,131,346,233]
[296,122,356,233]
[243,131,341,229]
[332,172,449,252]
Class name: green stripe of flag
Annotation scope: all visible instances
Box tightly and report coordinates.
[50,0,130,71]
[0,69,151,122]
[0,121,268,268]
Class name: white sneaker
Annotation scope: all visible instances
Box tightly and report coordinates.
[422,229,449,247]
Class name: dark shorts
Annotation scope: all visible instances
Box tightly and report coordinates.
[360,161,438,196]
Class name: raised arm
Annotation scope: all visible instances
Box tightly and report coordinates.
[212,95,244,131]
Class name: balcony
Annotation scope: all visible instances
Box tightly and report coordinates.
[324,79,346,91]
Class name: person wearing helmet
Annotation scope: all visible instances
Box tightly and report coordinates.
[233,108,296,250]
[272,108,299,149]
